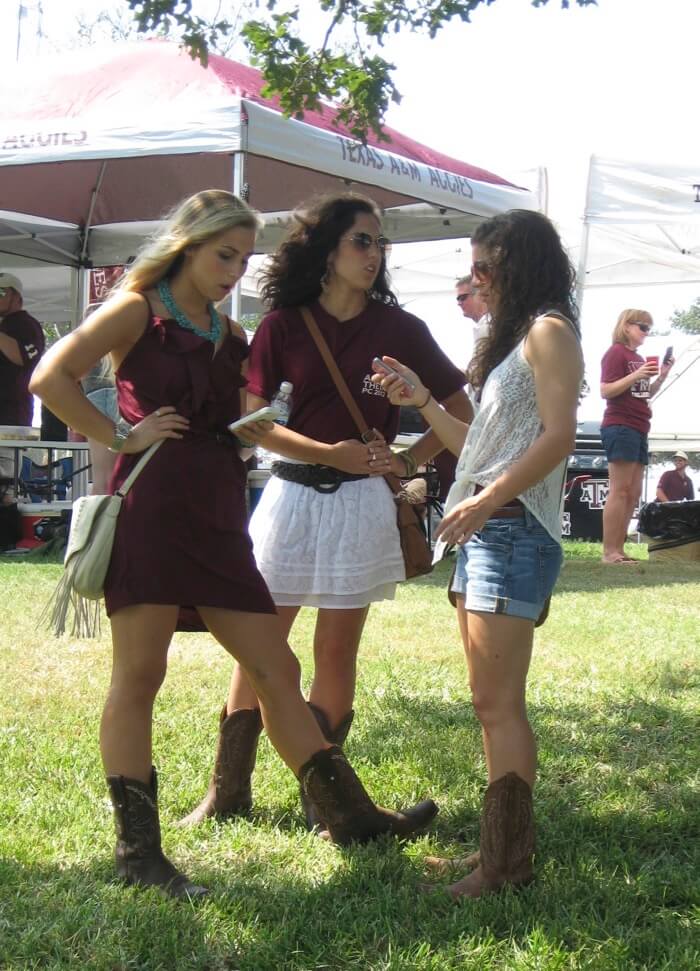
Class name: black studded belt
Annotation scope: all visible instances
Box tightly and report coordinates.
[271,461,369,494]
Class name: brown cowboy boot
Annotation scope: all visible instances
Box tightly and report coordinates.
[178,706,263,826]
[298,745,438,846]
[447,772,535,899]
[107,768,208,898]
[300,703,355,833]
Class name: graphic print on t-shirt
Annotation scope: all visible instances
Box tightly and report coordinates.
[628,360,650,399]
[362,372,387,397]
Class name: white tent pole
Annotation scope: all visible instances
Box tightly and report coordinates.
[231,150,247,320]
[575,156,594,315]
[80,161,107,264]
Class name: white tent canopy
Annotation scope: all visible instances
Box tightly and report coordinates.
[577,156,700,453]
[577,155,700,294]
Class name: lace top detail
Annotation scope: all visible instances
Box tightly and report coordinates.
[441,311,578,546]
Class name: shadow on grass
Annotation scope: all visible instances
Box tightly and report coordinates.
[2,785,696,971]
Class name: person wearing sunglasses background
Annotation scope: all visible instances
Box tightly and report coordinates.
[600,309,673,564]
[0,273,45,506]
[181,191,470,833]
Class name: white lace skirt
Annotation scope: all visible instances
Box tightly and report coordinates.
[249,473,406,608]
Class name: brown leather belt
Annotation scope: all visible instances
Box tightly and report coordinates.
[488,506,525,520]
[474,483,525,520]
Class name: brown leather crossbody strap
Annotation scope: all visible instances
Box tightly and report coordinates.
[299,305,403,495]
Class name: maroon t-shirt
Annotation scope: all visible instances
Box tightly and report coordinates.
[600,342,652,435]
[0,310,45,426]
[657,469,695,502]
[246,300,466,444]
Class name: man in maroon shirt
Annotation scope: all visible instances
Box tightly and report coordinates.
[0,273,45,502]
[656,451,695,502]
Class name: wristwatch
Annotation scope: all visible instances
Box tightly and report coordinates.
[108,427,131,453]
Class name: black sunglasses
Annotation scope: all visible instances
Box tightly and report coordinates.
[470,259,495,280]
[633,322,651,333]
[342,232,392,254]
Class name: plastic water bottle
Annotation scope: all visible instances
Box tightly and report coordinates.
[257,381,293,467]
[270,381,293,426]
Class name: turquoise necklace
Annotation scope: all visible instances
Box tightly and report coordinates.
[157,279,223,344]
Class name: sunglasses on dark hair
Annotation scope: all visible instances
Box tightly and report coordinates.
[342,232,391,254]
[456,292,473,304]
[470,259,494,279]
[633,322,651,333]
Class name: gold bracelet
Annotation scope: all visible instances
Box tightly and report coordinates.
[416,390,432,409]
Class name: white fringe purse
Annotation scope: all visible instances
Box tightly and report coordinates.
[47,440,163,637]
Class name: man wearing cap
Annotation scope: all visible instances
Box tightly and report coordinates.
[656,451,695,502]
[0,273,45,502]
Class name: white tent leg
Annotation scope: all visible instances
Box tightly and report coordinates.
[230,150,247,321]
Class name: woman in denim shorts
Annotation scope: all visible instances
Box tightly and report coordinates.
[599,310,673,563]
[373,210,583,900]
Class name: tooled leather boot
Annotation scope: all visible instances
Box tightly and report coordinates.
[447,772,535,899]
[107,768,208,898]
[178,706,263,826]
[298,745,438,846]
[300,703,355,833]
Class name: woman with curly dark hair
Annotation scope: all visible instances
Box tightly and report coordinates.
[373,209,583,898]
[181,192,469,832]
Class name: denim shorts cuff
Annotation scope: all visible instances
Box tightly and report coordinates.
[464,591,542,621]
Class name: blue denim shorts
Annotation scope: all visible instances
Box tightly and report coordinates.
[601,424,649,465]
[87,387,119,423]
[451,509,563,621]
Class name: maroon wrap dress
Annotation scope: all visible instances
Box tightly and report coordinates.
[104,312,275,630]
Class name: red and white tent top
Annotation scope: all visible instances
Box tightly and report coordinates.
[0,41,537,267]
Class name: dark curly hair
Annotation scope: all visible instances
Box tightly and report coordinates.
[259,192,399,309]
[467,210,579,395]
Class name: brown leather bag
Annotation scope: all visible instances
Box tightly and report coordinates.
[300,307,433,580]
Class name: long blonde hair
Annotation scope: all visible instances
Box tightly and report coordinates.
[117,190,261,294]
[612,308,652,346]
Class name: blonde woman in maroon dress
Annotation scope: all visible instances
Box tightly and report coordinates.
[30,190,437,899]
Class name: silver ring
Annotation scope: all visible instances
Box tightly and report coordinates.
[155,409,161,417]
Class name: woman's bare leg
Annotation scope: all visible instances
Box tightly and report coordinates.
[603,460,642,562]
[198,606,329,773]
[225,604,300,712]
[308,606,369,727]
[460,607,535,787]
[101,604,178,782]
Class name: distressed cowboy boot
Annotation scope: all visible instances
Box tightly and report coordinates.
[298,745,438,846]
[300,703,355,833]
[107,768,208,898]
[446,772,535,900]
[179,706,263,826]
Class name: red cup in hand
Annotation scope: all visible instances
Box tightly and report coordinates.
[646,355,659,373]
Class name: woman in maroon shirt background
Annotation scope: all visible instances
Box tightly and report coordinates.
[600,309,672,563]
[182,192,469,832]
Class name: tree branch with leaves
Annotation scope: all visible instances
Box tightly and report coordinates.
[126,0,597,140]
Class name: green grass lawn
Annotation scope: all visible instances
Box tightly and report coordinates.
[1,545,698,970]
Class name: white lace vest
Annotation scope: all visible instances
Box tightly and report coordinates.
[441,313,576,546]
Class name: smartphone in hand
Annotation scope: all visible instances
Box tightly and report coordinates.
[228,405,280,433]
[663,345,673,365]
[371,356,415,391]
